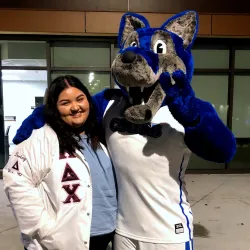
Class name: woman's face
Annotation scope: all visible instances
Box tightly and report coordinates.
[57,87,90,128]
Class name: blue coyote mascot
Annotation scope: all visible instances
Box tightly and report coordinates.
[13,10,236,250]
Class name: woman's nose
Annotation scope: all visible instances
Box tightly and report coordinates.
[70,102,79,111]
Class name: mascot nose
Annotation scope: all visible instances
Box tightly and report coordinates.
[121,51,136,63]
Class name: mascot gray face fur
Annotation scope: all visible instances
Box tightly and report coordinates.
[111,11,197,124]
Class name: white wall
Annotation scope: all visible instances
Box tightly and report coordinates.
[3,80,47,150]
[3,80,47,123]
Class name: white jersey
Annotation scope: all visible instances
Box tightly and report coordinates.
[103,95,193,244]
[3,124,110,250]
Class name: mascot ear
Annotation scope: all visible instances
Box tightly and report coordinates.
[118,12,150,48]
[161,10,198,50]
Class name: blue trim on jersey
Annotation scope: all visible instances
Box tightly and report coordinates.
[178,156,192,241]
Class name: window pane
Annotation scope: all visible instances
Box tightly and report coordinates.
[51,42,110,67]
[229,140,250,169]
[192,50,229,69]
[232,76,250,137]
[192,75,228,124]
[187,75,228,170]
[3,70,47,155]
[235,50,250,69]
[1,41,46,67]
[51,72,110,95]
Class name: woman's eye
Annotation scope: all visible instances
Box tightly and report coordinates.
[153,40,167,54]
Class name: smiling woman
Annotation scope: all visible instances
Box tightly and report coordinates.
[4,75,117,250]
[57,84,90,128]
[45,75,100,153]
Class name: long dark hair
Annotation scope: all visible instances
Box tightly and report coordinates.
[45,75,100,155]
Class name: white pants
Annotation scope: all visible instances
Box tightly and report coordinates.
[113,233,194,250]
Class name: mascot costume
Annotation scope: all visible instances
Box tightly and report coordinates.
[13,10,236,250]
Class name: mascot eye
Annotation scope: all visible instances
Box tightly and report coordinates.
[154,40,167,54]
[130,41,137,47]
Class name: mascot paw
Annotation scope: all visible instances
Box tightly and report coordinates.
[124,104,152,124]
[159,70,186,103]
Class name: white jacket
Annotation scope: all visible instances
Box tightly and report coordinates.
[3,124,97,250]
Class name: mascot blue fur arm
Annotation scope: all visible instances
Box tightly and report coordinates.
[13,10,236,163]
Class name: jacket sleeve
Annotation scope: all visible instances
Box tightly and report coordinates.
[3,144,56,241]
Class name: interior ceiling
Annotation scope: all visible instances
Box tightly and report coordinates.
[2,59,46,67]
[1,59,47,81]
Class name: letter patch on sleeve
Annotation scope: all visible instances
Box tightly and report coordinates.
[12,161,19,171]
[8,161,22,176]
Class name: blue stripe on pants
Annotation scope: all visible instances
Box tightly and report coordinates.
[185,239,194,250]
[185,240,190,250]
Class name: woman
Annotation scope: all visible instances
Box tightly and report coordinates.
[3,75,117,250]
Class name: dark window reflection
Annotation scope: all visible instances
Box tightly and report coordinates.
[229,138,250,169]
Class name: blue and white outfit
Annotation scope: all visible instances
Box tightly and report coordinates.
[96,93,194,249]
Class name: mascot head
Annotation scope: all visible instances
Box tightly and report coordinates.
[111,10,198,124]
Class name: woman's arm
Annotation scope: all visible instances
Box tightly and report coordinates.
[3,145,55,240]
